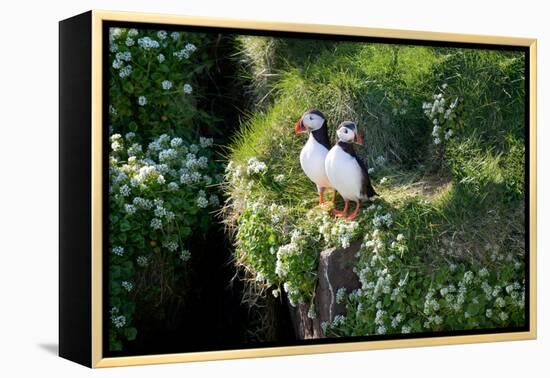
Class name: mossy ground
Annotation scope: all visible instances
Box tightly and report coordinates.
[223,36,526,339]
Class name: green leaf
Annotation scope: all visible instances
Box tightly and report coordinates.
[125,327,138,341]
[123,81,134,94]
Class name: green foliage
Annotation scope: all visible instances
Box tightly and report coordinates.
[225,36,526,338]
[108,27,217,141]
[323,203,525,337]
[108,133,220,350]
[107,27,222,351]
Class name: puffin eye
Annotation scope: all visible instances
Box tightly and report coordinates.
[309,116,313,120]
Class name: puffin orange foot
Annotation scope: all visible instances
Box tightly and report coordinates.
[331,200,349,217]
[332,209,347,217]
[346,201,361,220]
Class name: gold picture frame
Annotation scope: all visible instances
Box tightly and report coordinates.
[59,9,537,368]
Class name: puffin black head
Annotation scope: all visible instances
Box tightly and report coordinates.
[295,109,327,134]
[336,121,363,145]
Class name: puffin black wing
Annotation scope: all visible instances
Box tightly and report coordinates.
[336,141,378,198]
[355,158,378,198]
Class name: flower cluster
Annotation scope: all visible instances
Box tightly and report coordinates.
[318,213,361,249]
[108,131,220,351]
[422,86,460,146]
[246,157,268,175]
[173,43,197,60]
[322,206,525,337]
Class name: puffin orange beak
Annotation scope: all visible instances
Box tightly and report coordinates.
[295,118,305,133]
[356,132,363,145]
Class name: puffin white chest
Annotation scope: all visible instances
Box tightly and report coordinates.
[325,145,364,201]
[299,135,332,190]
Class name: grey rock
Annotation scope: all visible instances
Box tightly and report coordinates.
[314,240,362,329]
[287,240,362,339]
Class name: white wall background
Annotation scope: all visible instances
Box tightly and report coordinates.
[0,0,546,376]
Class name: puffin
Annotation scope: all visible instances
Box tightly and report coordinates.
[294,109,336,205]
[324,121,377,219]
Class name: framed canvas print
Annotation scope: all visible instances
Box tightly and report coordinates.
[59,10,537,368]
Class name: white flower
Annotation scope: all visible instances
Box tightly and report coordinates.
[125,132,136,141]
[246,157,267,175]
[199,137,213,148]
[401,325,411,334]
[168,182,179,191]
[163,240,178,252]
[479,268,489,278]
[183,83,193,94]
[499,312,509,321]
[109,28,122,40]
[486,309,493,318]
[170,137,183,148]
[127,143,142,157]
[154,205,167,218]
[138,96,147,106]
[112,246,124,256]
[137,36,160,49]
[197,196,208,208]
[124,204,136,215]
[112,59,123,69]
[161,80,173,90]
[197,156,208,168]
[150,218,162,230]
[170,31,180,40]
[116,51,132,62]
[119,65,132,78]
[121,281,133,292]
[173,49,190,60]
[332,315,346,326]
[125,37,135,47]
[368,167,375,174]
[209,194,220,206]
[380,177,388,184]
[159,148,177,162]
[157,30,167,40]
[433,137,441,145]
[128,28,138,37]
[179,249,191,262]
[396,234,405,241]
[376,326,387,335]
[111,314,126,328]
[391,313,403,328]
[119,184,131,197]
[157,53,165,63]
[185,43,197,52]
[136,256,148,267]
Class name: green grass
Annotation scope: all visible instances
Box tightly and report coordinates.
[224,36,527,339]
